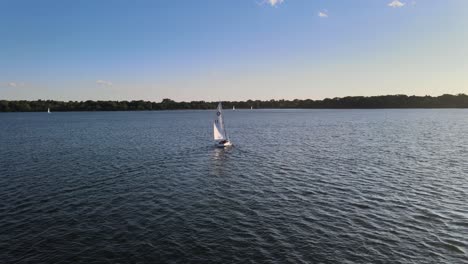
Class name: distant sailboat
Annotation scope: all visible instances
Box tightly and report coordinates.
[232,106,235,110]
[251,106,253,110]
[214,102,232,148]
[47,108,50,114]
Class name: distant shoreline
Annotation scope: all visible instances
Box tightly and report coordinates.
[1,94,468,112]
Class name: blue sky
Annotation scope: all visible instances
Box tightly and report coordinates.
[1,0,467,101]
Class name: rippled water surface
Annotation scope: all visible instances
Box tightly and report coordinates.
[1,110,467,263]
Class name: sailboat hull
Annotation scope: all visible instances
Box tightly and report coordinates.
[215,141,233,148]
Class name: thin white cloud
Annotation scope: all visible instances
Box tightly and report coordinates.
[96,80,112,87]
[265,0,283,7]
[318,11,328,18]
[1,82,26,88]
[388,0,405,8]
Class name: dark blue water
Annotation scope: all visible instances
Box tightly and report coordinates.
[1,110,467,263]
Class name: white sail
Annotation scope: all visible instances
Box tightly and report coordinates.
[47,108,50,113]
[214,102,228,141]
[233,106,235,110]
[213,122,225,140]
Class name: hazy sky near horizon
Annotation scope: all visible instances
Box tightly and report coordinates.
[1,0,467,101]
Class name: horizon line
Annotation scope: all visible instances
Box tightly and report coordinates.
[2,93,468,103]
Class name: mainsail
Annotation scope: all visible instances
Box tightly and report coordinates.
[214,102,228,141]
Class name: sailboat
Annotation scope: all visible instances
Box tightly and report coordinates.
[47,108,50,114]
[214,102,233,148]
[232,106,235,110]
[251,106,253,110]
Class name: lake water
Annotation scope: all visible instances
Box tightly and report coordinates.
[1,109,467,263]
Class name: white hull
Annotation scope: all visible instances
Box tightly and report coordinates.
[215,140,233,148]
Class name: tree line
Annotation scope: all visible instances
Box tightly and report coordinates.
[1,94,468,112]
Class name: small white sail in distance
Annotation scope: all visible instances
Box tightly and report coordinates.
[214,102,228,141]
[47,107,50,113]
